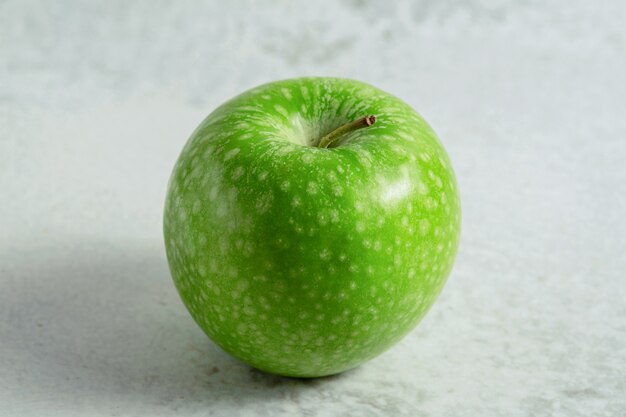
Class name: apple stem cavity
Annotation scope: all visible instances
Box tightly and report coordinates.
[317,115,377,148]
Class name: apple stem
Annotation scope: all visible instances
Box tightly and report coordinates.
[317,115,377,148]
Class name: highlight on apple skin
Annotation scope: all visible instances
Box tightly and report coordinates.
[163,77,461,377]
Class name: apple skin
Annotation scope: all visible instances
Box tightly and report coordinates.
[164,77,460,377]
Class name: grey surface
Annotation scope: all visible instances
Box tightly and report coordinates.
[1,1,625,416]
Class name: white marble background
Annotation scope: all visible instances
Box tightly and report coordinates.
[1,1,625,416]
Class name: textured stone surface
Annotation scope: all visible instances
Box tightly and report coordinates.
[1,0,625,416]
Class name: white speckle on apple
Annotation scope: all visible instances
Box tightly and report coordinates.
[192,199,202,214]
[440,192,448,205]
[281,87,292,101]
[332,185,344,196]
[208,185,219,201]
[398,131,415,143]
[299,85,310,101]
[216,202,228,218]
[273,104,289,119]
[358,151,372,167]
[255,193,273,213]
[301,153,314,164]
[231,166,245,181]
[223,148,240,161]
[417,181,429,195]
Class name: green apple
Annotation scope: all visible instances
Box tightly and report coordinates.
[163,77,461,377]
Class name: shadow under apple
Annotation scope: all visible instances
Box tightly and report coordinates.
[1,239,354,413]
